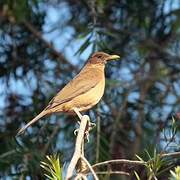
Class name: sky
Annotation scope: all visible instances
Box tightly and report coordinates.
[1,0,179,116]
[0,0,179,121]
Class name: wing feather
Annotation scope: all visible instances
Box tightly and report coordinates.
[46,66,103,110]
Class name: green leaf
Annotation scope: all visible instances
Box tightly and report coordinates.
[75,35,92,55]
[135,154,145,162]
[169,166,180,180]
[134,171,141,180]
[40,154,62,180]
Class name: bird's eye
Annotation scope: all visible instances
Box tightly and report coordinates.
[97,55,102,58]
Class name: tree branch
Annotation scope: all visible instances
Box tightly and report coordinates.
[95,171,130,176]
[66,115,98,179]
[22,20,78,72]
[161,151,180,158]
[66,115,89,179]
[42,122,61,155]
[81,156,98,180]
[92,159,145,169]
[92,151,180,173]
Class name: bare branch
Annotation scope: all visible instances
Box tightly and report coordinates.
[95,171,130,176]
[95,111,101,163]
[92,159,145,169]
[161,151,180,158]
[22,20,78,72]
[74,174,87,180]
[42,122,60,155]
[81,156,98,180]
[66,115,89,179]
[91,151,180,173]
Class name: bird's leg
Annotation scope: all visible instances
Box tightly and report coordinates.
[73,107,96,127]
[73,107,83,135]
[73,107,83,120]
[73,107,96,141]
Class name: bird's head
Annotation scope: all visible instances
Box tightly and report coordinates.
[89,52,120,65]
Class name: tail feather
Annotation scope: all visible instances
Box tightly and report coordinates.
[17,110,47,136]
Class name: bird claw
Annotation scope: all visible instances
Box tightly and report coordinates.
[85,131,90,142]
[74,129,79,135]
[84,120,96,142]
[88,122,96,130]
[73,121,81,135]
[74,128,90,141]
[73,115,96,142]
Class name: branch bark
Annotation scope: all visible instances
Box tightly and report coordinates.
[92,159,145,168]
[92,151,180,172]
[66,115,98,180]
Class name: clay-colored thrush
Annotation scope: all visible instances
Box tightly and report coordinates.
[17,52,120,135]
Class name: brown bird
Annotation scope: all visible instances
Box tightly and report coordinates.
[17,52,120,135]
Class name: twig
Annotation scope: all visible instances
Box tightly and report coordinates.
[92,159,145,168]
[74,174,87,180]
[161,151,180,158]
[90,151,180,178]
[42,122,60,155]
[66,115,89,179]
[96,111,100,163]
[95,171,130,176]
[88,0,97,26]
[0,150,16,158]
[22,20,78,72]
[81,156,98,180]
[1,8,78,71]
[66,112,100,179]
[92,151,180,169]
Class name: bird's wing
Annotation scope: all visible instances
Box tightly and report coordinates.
[46,67,103,110]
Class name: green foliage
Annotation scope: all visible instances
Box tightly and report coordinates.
[40,155,62,180]
[75,34,92,55]
[1,0,32,22]
[136,149,166,180]
[134,171,141,180]
[169,166,180,180]
[163,117,180,151]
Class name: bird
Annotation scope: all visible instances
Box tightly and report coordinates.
[17,52,120,135]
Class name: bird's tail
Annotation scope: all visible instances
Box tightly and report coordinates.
[17,110,47,136]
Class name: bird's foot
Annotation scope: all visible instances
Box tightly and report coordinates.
[73,121,81,135]
[74,129,79,136]
[73,116,96,142]
[89,122,96,130]
[84,120,96,142]
[85,130,90,142]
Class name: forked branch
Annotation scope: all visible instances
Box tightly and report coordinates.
[66,114,98,180]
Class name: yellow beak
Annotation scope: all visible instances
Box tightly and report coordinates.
[106,55,120,61]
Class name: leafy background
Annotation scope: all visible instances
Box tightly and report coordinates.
[0,0,180,179]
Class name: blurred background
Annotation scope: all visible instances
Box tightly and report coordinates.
[0,0,180,179]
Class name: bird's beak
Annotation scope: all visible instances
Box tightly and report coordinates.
[105,55,120,61]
